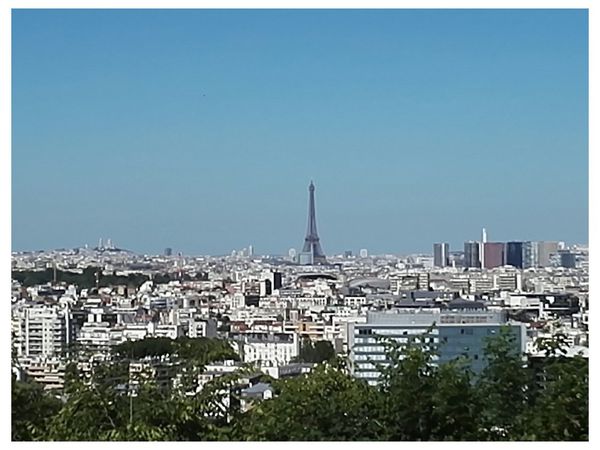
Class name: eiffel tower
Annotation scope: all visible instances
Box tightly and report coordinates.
[301,181,327,264]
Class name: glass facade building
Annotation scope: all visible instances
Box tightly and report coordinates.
[505,242,524,268]
[349,306,525,385]
[433,243,450,268]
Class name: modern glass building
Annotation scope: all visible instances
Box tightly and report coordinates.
[464,241,481,268]
[348,301,525,385]
[505,242,524,268]
[483,242,505,269]
[433,243,450,268]
[522,241,539,269]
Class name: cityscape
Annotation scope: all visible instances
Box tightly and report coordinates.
[10,8,588,443]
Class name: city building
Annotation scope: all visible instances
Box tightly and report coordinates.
[348,303,525,385]
[506,242,524,269]
[537,241,559,267]
[522,241,539,269]
[464,241,480,268]
[483,242,505,269]
[433,243,450,268]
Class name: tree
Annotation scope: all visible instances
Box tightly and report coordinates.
[476,326,532,440]
[295,339,335,364]
[234,358,381,441]
[429,358,482,440]
[12,377,62,441]
[518,333,588,440]
[374,334,439,440]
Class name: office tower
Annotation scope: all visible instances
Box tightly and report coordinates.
[349,307,525,385]
[480,228,487,269]
[248,245,254,257]
[522,241,539,269]
[559,251,577,269]
[483,242,505,269]
[464,241,480,268]
[164,247,173,257]
[301,181,326,264]
[506,242,524,268]
[538,241,559,267]
[359,249,368,258]
[433,243,450,267]
[344,250,353,258]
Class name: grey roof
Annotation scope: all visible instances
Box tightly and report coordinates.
[349,278,390,289]
[242,382,273,395]
[446,298,486,309]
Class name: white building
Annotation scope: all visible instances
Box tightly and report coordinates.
[236,333,299,366]
[12,303,70,358]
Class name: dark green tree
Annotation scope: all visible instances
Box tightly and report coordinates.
[234,357,381,441]
[476,326,531,440]
[11,377,62,441]
[295,339,335,363]
[518,333,588,441]
[374,334,438,440]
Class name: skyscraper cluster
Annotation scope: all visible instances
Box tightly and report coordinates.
[434,229,576,269]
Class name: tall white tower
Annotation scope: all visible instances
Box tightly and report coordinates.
[480,228,487,269]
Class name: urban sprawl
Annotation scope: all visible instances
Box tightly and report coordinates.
[11,183,588,424]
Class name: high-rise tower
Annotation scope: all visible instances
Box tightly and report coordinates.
[301,181,327,264]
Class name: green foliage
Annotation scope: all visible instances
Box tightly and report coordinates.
[112,337,239,364]
[295,339,335,363]
[12,267,149,289]
[11,377,62,441]
[476,326,531,439]
[175,337,239,364]
[37,359,243,441]
[12,268,209,289]
[113,338,175,359]
[375,333,439,440]
[518,333,588,441]
[234,360,381,441]
[429,359,482,440]
[12,329,588,442]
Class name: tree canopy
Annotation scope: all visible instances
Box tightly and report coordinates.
[12,329,588,441]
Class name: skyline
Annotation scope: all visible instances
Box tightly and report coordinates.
[12,9,589,255]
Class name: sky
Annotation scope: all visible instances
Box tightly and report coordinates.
[12,9,588,256]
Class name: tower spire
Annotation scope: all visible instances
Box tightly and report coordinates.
[302,181,326,264]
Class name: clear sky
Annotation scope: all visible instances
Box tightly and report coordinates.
[12,9,588,256]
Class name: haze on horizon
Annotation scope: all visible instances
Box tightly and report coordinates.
[11,9,588,256]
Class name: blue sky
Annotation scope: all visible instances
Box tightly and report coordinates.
[12,9,588,255]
